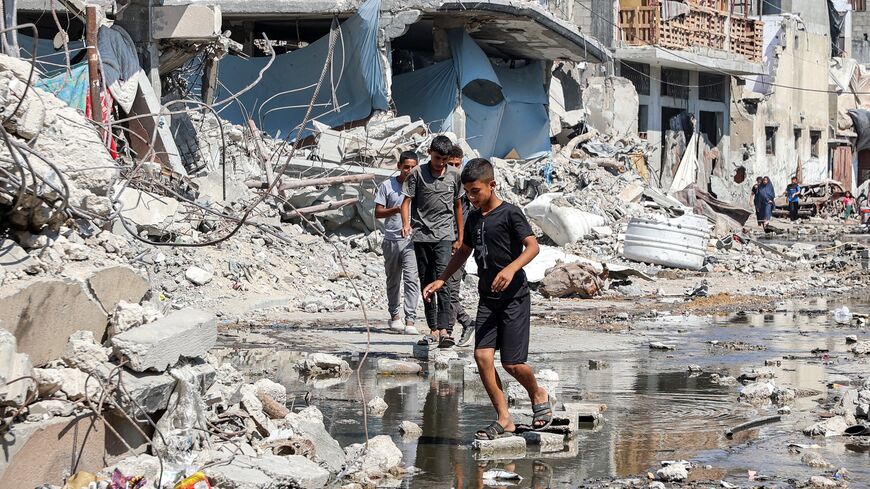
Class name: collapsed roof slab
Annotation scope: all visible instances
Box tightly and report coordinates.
[614,45,766,76]
[162,0,611,63]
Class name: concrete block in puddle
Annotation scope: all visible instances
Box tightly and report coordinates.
[528,437,579,459]
[471,435,526,457]
[563,402,605,431]
[520,431,566,452]
[111,308,216,372]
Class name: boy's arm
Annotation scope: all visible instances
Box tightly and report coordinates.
[452,198,464,255]
[422,243,473,301]
[400,197,412,237]
[375,204,400,219]
[491,236,540,293]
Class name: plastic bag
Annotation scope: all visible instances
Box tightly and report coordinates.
[833,306,852,325]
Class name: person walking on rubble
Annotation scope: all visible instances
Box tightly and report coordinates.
[754,176,775,230]
[447,144,476,348]
[401,135,465,349]
[786,176,802,222]
[423,158,553,441]
[375,151,421,335]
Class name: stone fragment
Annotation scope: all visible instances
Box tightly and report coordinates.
[0,279,108,366]
[109,301,147,337]
[808,476,838,488]
[62,330,110,374]
[207,454,329,489]
[0,239,35,274]
[852,341,870,355]
[433,349,459,369]
[803,416,849,437]
[294,419,347,473]
[344,435,402,477]
[0,329,35,407]
[399,421,422,438]
[771,387,796,405]
[184,266,213,286]
[845,335,858,344]
[116,360,215,414]
[26,399,74,419]
[34,367,101,401]
[254,378,287,404]
[87,265,150,314]
[649,342,676,351]
[378,358,423,375]
[738,382,775,402]
[520,431,565,451]
[801,451,831,468]
[111,308,216,372]
[367,396,388,417]
[240,384,275,435]
[656,462,689,482]
[471,435,526,456]
[115,186,179,228]
[297,353,351,375]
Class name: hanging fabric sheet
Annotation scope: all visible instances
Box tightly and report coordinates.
[217,0,388,139]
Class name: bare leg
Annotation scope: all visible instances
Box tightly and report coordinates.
[474,348,514,432]
[504,363,549,427]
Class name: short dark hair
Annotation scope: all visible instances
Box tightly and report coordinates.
[398,150,418,165]
[791,176,798,181]
[461,158,495,184]
[430,135,453,156]
[449,145,464,159]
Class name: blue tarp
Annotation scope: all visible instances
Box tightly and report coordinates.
[392,29,551,160]
[217,0,387,139]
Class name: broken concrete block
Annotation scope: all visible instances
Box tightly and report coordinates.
[87,265,150,314]
[0,239,35,274]
[433,349,459,369]
[852,341,870,355]
[297,353,351,375]
[377,358,422,375]
[739,381,776,403]
[617,183,645,203]
[111,308,216,372]
[184,266,213,286]
[367,396,388,417]
[151,5,221,40]
[118,360,215,413]
[520,431,566,452]
[294,419,347,473]
[254,378,287,404]
[108,301,149,337]
[0,329,35,407]
[240,384,276,435]
[344,435,402,477]
[114,186,179,228]
[0,279,108,366]
[803,416,849,437]
[34,367,101,401]
[26,399,74,419]
[656,462,689,482]
[399,420,422,438]
[62,330,111,374]
[471,435,526,456]
[207,454,330,489]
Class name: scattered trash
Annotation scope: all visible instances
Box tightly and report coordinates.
[833,306,853,324]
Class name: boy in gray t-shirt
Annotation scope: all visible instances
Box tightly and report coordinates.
[401,135,464,348]
[375,151,421,335]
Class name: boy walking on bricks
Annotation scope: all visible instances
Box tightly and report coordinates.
[374,151,421,335]
[401,135,465,349]
[423,158,553,440]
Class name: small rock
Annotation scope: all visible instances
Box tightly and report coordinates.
[377,358,422,375]
[344,435,402,477]
[738,381,775,402]
[649,482,666,489]
[778,406,792,415]
[845,335,858,344]
[62,330,111,374]
[185,266,213,286]
[254,378,287,405]
[649,342,676,351]
[803,416,848,437]
[28,399,74,418]
[852,341,870,355]
[588,359,609,369]
[687,364,702,373]
[771,387,796,405]
[367,396,388,417]
[655,462,689,482]
[432,349,458,369]
[297,353,351,376]
[808,476,837,488]
[801,451,831,468]
[399,421,422,438]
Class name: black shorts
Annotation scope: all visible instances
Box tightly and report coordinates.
[474,294,531,365]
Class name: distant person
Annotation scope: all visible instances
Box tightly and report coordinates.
[750,176,763,206]
[374,151,420,335]
[401,135,465,348]
[842,191,857,221]
[423,158,552,440]
[754,176,775,230]
[446,144,475,348]
[785,176,802,221]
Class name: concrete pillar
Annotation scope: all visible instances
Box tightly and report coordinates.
[201,56,219,105]
[648,64,663,179]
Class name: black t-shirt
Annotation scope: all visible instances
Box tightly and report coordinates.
[463,202,534,300]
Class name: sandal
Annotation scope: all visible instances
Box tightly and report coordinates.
[532,394,554,431]
[438,335,456,348]
[417,335,438,350]
[475,421,514,440]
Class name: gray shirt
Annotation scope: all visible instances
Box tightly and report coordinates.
[402,163,462,243]
[374,176,405,241]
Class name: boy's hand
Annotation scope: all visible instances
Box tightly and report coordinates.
[401,224,412,237]
[491,266,516,293]
[451,239,461,255]
[423,279,445,302]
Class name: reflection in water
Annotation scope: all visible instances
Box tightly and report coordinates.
[218,302,870,487]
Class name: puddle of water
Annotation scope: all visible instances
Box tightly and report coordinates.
[213,299,870,487]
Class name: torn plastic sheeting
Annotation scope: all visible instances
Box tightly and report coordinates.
[36,62,89,112]
[848,109,870,152]
[669,132,699,193]
[448,28,502,106]
[491,62,551,159]
[217,0,387,139]
[391,60,457,133]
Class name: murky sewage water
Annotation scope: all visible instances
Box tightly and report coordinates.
[215,297,870,488]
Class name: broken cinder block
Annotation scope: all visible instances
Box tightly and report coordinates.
[471,435,526,457]
[111,308,216,372]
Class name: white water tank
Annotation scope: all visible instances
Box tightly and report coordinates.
[622,214,711,270]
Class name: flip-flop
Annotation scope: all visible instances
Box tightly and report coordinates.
[438,335,456,348]
[475,421,514,440]
[416,335,438,350]
[532,394,554,431]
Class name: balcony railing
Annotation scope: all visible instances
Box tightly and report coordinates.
[618,0,763,62]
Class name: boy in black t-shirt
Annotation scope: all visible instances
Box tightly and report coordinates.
[423,158,552,440]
